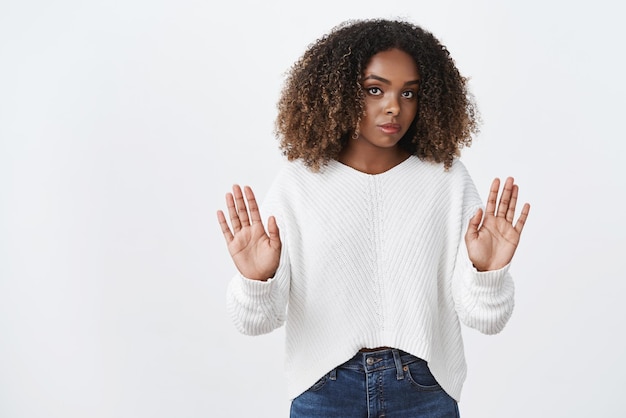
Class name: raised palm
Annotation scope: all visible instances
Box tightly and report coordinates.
[217,185,281,281]
[465,177,530,271]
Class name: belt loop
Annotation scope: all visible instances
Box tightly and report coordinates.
[329,368,337,381]
[392,349,404,380]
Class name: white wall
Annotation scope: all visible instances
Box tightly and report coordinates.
[1,0,624,416]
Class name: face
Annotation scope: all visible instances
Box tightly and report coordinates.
[356,48,419,151]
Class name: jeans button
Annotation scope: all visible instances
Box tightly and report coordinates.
[366,358,375,365]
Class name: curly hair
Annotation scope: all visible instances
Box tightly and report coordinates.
[275,18,479,171]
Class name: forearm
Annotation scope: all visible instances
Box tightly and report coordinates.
[453,261,515,335]
[226,270,288,336]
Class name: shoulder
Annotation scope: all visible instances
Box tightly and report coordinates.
[407,157,482,213]
[260,160,320,211]
[270,159,322,188]
[448,159,483,215]
[445,158,472,180]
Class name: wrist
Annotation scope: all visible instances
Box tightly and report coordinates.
[241,271,276,282]
[472,262,509,273]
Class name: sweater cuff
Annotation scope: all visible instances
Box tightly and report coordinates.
[470,263,511,289]
[236,273,277,299]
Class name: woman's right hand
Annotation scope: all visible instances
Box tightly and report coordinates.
[217,185,281,281]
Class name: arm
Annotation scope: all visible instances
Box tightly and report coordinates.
[226,250,290,336]
[218,185,290,335]
[452,248,515,335]
[453,177,530,334]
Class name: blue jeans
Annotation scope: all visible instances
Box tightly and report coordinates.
[290,349,459,418]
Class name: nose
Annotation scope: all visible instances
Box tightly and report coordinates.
[384,95,400,116]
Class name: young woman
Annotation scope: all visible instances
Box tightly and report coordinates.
[217,18,530,417]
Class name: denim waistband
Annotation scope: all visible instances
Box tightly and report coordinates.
[338,348,422,377]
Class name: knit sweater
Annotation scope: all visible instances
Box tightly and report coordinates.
[226,156,515,402]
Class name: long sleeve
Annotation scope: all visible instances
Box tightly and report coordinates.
[451,227,515,335]
[226,237,291,336]
[225,171,292,336]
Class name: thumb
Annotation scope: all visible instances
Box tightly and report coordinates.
[267,216,281,249]
[466,208,483,240]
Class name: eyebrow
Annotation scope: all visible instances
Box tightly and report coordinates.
[363,74,420,86]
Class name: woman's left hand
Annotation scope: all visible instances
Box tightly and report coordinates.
[465,177,530,271]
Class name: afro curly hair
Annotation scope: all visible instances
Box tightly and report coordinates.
[275,18,480,171]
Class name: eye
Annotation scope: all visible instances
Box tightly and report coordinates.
[366,87,382,96]
[402,90,416,99]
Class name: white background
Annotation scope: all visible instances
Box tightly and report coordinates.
[1,0,624,416]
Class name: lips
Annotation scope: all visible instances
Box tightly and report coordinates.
[378,123,401,134]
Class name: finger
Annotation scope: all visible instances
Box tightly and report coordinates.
[485,178,500,216]
[232,184,251,227]
[514,203,531,234]
[496,177,514,218]
[225,192,241,232]
[244,186,262,224]
[506,184,519,223]
[267,215,281,249]
[216,210,234,243]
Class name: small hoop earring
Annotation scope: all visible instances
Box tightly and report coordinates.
[352,130,359,140]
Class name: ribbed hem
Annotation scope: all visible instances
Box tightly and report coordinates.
[237,274,276,299]
[471,263,511,291]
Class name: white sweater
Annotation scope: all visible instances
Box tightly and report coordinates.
[226,156,515,402]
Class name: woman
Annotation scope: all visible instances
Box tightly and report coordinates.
[217,18,530,417]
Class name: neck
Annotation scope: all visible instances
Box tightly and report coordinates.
[337,141,410,175]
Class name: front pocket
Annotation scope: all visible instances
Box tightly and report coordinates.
[404,360,442,391]
[307,373,329,392]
